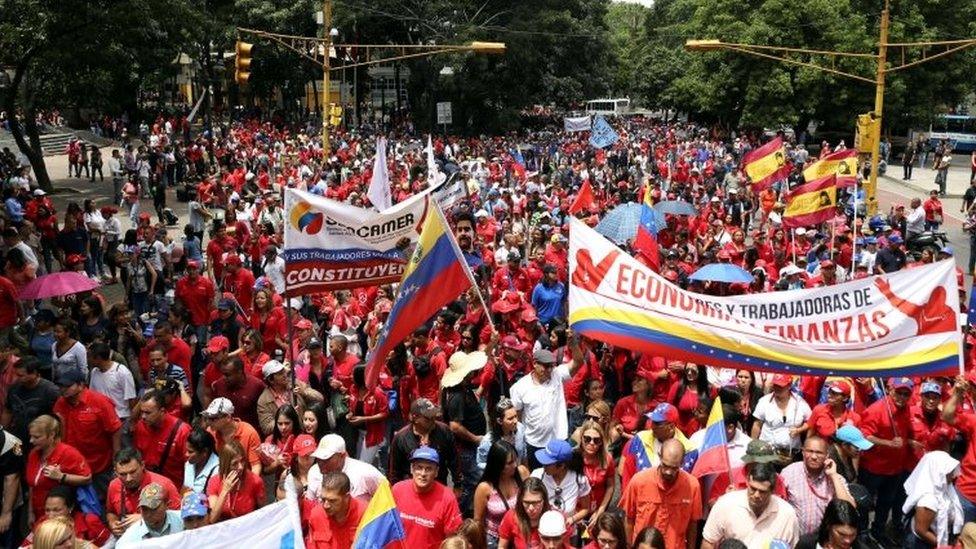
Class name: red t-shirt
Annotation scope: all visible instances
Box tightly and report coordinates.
[859,397,915,475]
[53,389,123,474]
[211,374,266,431]
[106,471,181,518]
[26,443,91,521]
[806,403,861,439]
[613,395,653,434]
[583,456,615,512]
[174,275,216,326]
[949,411,976,501]
[391,480,463,549]
[206,470,266,521]
[497,509,543,549]
[223,268,255,314]
[0,276,18,328]
[132,415,190,488]
[251,307,287,353]
[303,495,365,549]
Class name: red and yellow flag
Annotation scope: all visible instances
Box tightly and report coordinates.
[742,137,791,190]
[783,174,837,228]
[803,148,858,187]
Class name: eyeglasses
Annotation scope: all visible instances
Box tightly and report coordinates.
[596,537,618,547]
[582,435,602,445]
[522,498,545,508]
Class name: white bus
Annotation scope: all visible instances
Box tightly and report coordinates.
[585,98,631,116]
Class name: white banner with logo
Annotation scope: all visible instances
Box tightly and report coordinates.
[132,498,305,548]
[564,115,592,133]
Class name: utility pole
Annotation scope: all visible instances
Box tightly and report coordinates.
[322,0,332,159]
[865,3,889,215]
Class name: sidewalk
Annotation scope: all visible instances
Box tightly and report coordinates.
[882,161,973,198]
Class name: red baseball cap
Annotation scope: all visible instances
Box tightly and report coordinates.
[828,380,852,395]
[206,336,230,353]
[293,434,316,457]
[772,374,793,388]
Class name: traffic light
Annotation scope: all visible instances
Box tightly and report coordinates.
[329,104,343,127]
[235,41,253,85]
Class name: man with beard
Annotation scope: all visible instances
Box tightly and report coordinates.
[303,472,364,549]
[440,351,488,516]
[452,210,483,270]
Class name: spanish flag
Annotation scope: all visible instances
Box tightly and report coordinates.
[742,137,791,190]
[783,174,837,228]
[803,148,858,187]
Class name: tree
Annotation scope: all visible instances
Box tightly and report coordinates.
[0,0,199,191]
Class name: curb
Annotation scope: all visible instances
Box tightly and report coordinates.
[880,174,961,199]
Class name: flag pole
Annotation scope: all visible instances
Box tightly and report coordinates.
[433,201,496,333]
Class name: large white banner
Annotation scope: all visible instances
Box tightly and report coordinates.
[568,218,962,377]
[130,498,305,548]
[564,115,592,133]
[284,188,431,294]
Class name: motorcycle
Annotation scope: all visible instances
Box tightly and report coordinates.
[906,230,949,257]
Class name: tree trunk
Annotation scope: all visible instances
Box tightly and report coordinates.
[4,55,54,193]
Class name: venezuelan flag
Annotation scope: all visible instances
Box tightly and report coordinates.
[353,480,406,549]
[625,429,695,473]
[782,174,837,229]
[742,137,791,190]
[363,203,474,388]
[691,398,731,478]
[642,182,654,206]
[803,149,858,188]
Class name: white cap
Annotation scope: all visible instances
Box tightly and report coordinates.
[287,297,303,309]
[262,360,286,378]
[311,434,346,460]
[795,227,807,236]
[203,397,234,418]
[538,511,567,537]
[33,189,47,196]
[780,264,804,277]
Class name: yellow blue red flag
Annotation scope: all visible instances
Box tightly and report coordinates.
[691,399,731,478]
[353,479,406,549]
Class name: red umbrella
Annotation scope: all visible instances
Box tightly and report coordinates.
[18,272,100,300]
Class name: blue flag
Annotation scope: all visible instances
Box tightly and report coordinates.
[589,115,619,149]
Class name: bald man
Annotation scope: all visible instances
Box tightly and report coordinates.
[620,439,703,549]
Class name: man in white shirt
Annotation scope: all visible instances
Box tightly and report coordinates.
[306,434,385,504]
[87,342,137,421]
[3,227,38,271]
[701,463,800,548]
[510,348,581,470]
[262,245,286,295]
[906,197,925,242]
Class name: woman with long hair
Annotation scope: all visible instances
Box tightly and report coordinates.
[32,515,96,549]
[51,318,88,380]
[234,328,271,379]
[76,296,107,345]
[584,514,627,549]
[612,375,654,439]
[183,428,219,495]
[302,402,329,441]
[474,441,527,549]
[250,287,286,355]
[22,486,111,547]
[25,416,92,524]
[576,420,615,530]
[477,398,527,471]
[735,369,763,434]
[666,363,709,434]
[497,477,551,549]
[630,527,665,549]
[796,498,860,549]
[262,404,300,476]
[81,198,105,279]
[206,440,265,523]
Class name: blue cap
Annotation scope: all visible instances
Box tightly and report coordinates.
[534,440,573,465]
[888,234,903,244]
[181,492,208,519]
[646,403,679,424]
[891,377,914,390]
[410,446,440,464]
[836,425,873,450]
[920,381,943,395]
[865,236,878,245]
[940,246,954,256]
[856,238,865,246]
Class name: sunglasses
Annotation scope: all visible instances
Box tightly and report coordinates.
[553,487,564,510]
[582,435,602,445]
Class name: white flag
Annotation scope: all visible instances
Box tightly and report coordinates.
[367,137,392,211]
[426,135,447,187]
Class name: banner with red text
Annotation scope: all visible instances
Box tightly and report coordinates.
[568,218,962,377]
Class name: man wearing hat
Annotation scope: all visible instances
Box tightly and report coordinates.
[53,368,123,494]
[203,397,263,475]
[859,377,917,544]
[115,482,184,544]
[180,492,209,530]
[620,403,695,487]
[910,381,955,460]
[174,257,216,344]
[391,446,463,549]
[221,252,255,312]
[307,434,385,503]
[492,249,530,297]
[707,439,789,505]
[303,471,365,549]
[621,439,702,548]
[256,359,323,436]
[390,398,457,485]
[806,380,860,439]
[440,351,488,515]
[875,233,907,273]
[510,348,582,470]
[537,510,569,549]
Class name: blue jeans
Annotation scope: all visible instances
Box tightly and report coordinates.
[457,445,480,516]
[957,486,976,523]
[859,469,908,539]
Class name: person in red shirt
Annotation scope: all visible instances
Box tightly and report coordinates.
[0,274,23,347]
[402,329,449,406]
[25,415,92,524]
[52,369,122,486]
[207,439,266,523]
[612,370,656,438]
[939,376,976,522]
[206,222,238,282]
[22,486,111,547]
[137,320,192,382]
[251,288,287,354]
[806,380,861,439]
[858,377,917,543]
[212,357,266,432]
[392,446,462,549]
[303,471,365,549]
[105,447,181,538]
[497,477,551,549]
[221,254,255,314]
[910,381,955,462]
[174,260,215,335]
[131,391,190,488]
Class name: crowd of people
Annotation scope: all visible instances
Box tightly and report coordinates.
[0,112,974,549]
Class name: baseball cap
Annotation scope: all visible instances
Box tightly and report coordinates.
[742,440,779,464]
[139,483,167,509]
[534,439,573,465]
[217,298,234,310]
[311,434,346,460]
[940,246,954,256]
[410,398,440,419]
[891,377,914,391]
[181,492,208,519]
[888,234,903,244]
[33,189,47,196]
[262,360,286,378]
[533,349,556,365]
[771,374,793,388]
[828,380,852,395]
[920,381,942,395]
[538,510,568,538]
[836,425,873,450]
[295,318,313,330]
[293,434,317,457]
[186,259,200,271]
[647,403,679,424]
[202,397,234,418]
[55,368,86,388]
[501,335,525,350]
[206,336,230,353]
[795,227,807,236]
[223,253,242,266]
[410,446,440,464]
[287,297,303,309]
[308,337,323,349]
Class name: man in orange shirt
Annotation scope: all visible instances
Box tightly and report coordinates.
[203,397,262,475]
[304,471,365,549]
[620,439,702,549]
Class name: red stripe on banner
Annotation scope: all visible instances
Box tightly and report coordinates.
[782,208,835,229]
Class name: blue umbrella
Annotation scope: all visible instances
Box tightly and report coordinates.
[654,200,698,216]
[689,263,755,284]
[595,203,666,244]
